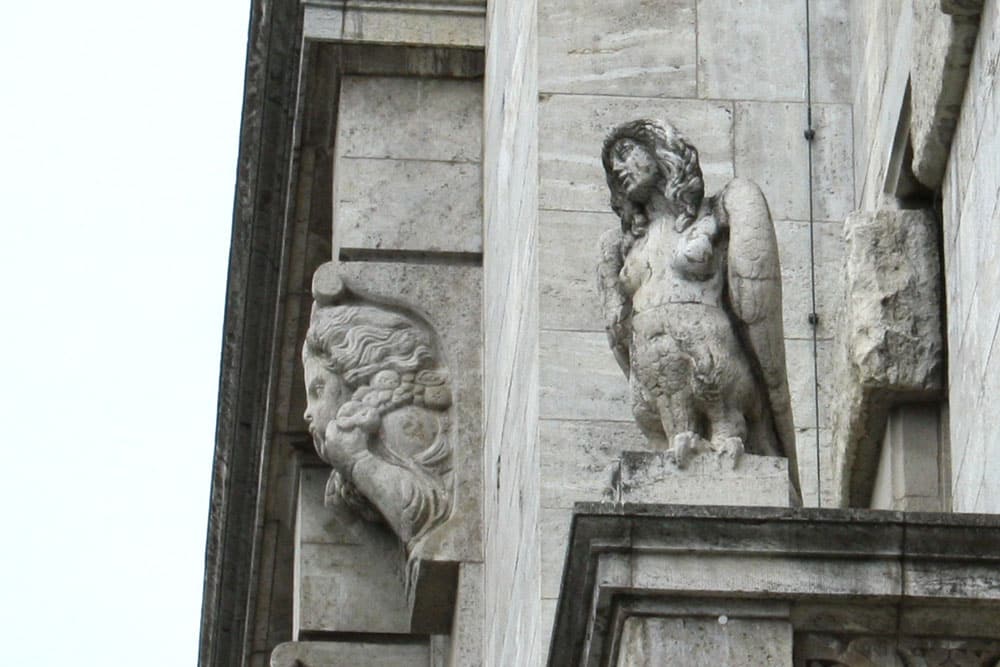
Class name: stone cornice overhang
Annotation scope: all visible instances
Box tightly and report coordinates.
[199,1,304,665]
[548,503,1000,667]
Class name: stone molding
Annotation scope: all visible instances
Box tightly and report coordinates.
[796,633,1000,667]
[198,1,304,665]
[548,504,1000,667]
[302,0,485,47]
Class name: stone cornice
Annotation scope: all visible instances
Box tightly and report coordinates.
[304,0,486,16]
[549,504,1000,667]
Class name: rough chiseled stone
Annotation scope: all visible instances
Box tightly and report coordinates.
[830,208,944,507]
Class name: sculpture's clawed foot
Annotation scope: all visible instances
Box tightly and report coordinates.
[669,431,702,469]
[714,437,745,469]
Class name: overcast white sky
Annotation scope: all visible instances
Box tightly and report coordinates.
[0,2,248,663]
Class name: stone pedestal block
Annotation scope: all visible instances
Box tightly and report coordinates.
[617,451,792,508]
[294,467,410,636]
[618,614,792,666]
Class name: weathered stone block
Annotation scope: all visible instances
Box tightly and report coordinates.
[539,209,617,332]
[697,0,807,101]
[335,158,482,253]
[539,419,645,509]
[337,76,482,163]
[617,615,792,666]
[303,4,344,42]
[830,209,944,507]
[809,0,852,104]
[785,337,833,431]
[810,103,856,222]
[794,427,837,508]
[773,219,844,341]
[539,330,631,422]
[447,563,484,667]
[618,451,791,507]
[540,507,573,599]
[735,102,853,222]
[270,639,430,667]
[294,467,410,636]
[869,404,946,511]
[538,0,696,97]
[340,1,486,48]
[910,0,982,188]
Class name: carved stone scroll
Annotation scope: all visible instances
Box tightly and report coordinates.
[597,118,798,494]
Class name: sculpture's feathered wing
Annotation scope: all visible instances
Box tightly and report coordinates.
[716,179,799,490]
[598,228,632,377]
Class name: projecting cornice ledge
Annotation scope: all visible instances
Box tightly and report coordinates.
[549,504,1000,667]
[302,0,486,48]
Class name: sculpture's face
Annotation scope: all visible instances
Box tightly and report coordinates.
[303,354,351,449]
[611,138,659,201]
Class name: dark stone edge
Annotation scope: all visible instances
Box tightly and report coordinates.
[198,1,304,666]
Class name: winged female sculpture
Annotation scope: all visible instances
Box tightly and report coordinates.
[597,119,798,492]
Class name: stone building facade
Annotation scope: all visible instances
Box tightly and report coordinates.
[200,1,1000,665]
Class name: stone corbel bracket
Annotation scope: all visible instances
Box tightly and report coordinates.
[311,261,482,634]
[548,504,1000,667]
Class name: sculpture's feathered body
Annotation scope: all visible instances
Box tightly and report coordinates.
[598,119,798,492]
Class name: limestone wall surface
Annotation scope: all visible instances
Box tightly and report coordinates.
[942,0,1000,513]
[850,0,907,211]
[483,0,541,665]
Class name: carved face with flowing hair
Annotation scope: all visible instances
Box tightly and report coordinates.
[602,119,705,232]
[302,300,453,538]
[302,303,440,447]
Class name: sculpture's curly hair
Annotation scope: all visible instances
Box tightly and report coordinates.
[602,119,704,231]
[304,304,436,387]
